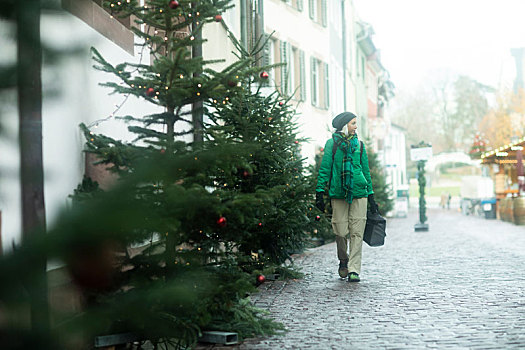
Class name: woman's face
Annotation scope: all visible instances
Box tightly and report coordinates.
[347,118,357,135]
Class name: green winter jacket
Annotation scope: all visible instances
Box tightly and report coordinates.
[316,133,374,200]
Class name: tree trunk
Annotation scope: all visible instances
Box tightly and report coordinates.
[191,2,203,144]
[17,0,49,333]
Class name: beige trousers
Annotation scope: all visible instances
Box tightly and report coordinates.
[331,197,368,274]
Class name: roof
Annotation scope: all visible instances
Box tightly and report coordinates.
[481,137,525,164]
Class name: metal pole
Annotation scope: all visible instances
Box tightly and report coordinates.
[240,0,247,49]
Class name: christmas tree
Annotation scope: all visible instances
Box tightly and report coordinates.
[308,146,337,244]
[70,0,286,346]
[0,1,285,349]
[206,81,324,266]
[365,141,394,215]
[469,132,488,159]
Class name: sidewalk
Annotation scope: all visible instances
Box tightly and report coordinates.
[199,208,525,349]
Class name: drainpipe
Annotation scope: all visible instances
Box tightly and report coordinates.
[256,0,264,42]
[240,0,247,49]
[341,0,347,111]
[255,0,265,63]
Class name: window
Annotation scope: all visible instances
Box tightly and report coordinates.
[310,57,329,109]
[289,47,305,100]
[280,41,292,95]
[283,0,303,11]
[261,36,276,86]
[263,38,306,100]
[308,0,327,27]
[299,50,306,101]
[310,57,318,106]
[323,62,329,108]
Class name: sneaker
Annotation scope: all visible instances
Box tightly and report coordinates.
[338,260,349,278]
[348,272,360,282]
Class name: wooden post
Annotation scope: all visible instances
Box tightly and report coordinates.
[16,0,49,333]
[0,211,2,255]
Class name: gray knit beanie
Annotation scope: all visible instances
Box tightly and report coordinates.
[332,112,357,131]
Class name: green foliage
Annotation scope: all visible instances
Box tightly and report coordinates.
[365,141,394,215]
[69,176,102,204]
[306,149,336,244]
[1,1,294,349]
[206,89,315,265]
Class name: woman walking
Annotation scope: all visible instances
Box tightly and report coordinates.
[315,112,378,282]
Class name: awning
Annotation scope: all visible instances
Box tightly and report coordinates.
[481,138,525,164]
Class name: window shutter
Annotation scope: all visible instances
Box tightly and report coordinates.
[299,50,306,101]
[321,0,327,26]
[311,57,317,106]
[324,62,330,108]
[309,0,315,19]
[286,42,292,95]
[262,35,271,67]
[297,0,303,11]
[280,41,289,95]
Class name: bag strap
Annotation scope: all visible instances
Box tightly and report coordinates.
[327,139,364,192]
[360,141,363,164]
[327,138,342,192]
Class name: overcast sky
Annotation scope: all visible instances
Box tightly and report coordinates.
[353,0,525,92]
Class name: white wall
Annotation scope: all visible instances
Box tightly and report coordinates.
[202,0,241,72]
[0,12,163,252]
[385,124,407,194]
[264,0,336,162]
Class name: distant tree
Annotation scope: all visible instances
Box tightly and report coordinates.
[452,75,491,148]
[391,88,439,151]
[479,89,525,149]
[393,73,493,153]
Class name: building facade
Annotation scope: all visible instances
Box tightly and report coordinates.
[0,0,404,250]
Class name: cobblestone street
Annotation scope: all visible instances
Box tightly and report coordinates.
[200,208,525,349]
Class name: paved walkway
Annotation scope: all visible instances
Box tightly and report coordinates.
[200,208,525,349]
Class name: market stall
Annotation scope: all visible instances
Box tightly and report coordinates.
[481,137,525,224]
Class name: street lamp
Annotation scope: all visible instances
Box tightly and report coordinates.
[410,141,432,232]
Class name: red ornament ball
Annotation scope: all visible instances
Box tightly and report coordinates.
[256,274,266,284]
[168,0,179,9]
[215,14,223,22]
[217,216,227,228]
[146,87,155,96]
[160,149,166,154]
[279,102,284,106]
[243,170,250,178]
[294,140,299,144]
[315,215,321,221]
[260,71,269,79]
